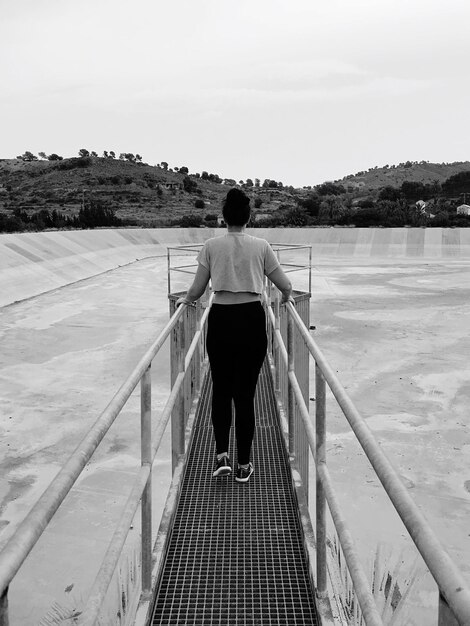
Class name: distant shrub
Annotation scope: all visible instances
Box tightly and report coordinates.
[279,207,308,227]
[183,176,198,193]
[449,213,470,227]
[442,171,470,196]
[297,193,321,216]
[253,215,283,228]
[431,212,451,227]
[401,181,427,201]
[316,182,346,196]
[16,151,37,162]
[378,186,401,202]
[357,198,375,209]
[56,157,91,170]
[194,199,205,209]
[0,213,26,232]
[78,202,121,228]
[180,214,203,227]
[351,207,384,227]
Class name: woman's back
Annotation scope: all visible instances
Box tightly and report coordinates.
[197,232,279,297]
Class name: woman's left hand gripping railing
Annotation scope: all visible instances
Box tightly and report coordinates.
[0,295,213,626]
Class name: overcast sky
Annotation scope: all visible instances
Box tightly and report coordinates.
[1,0,469,187]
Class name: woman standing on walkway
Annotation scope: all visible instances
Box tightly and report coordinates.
[176,189,293,482]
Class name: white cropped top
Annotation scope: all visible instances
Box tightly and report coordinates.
[196,233,280,294]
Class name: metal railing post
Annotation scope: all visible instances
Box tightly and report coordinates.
[287,313,295,457]
[167,248,171,297]
[308,246,312,295]
[0,587,8,626]
[140,364,152,597]
[266,279,272,357]
[439,592,460,626]
[172,317,186,473]
[274,293,281,392]
[315,364,328,598]
[194,302,202,393]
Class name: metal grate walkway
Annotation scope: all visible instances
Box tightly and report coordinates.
[150,359,319,626]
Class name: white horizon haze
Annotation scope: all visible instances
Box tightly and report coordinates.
[1,0,469,188]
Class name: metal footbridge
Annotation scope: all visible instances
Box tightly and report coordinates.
[151,360,318,626]
[1,244,470,626]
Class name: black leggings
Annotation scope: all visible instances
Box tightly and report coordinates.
[206,302,267,465]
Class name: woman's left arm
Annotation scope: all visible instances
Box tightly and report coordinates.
[176,263,210,307]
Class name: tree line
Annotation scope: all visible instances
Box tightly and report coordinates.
[15,150,289,190]
[16,149,144,163]
[0,200,122,233]
[272,171,470,228]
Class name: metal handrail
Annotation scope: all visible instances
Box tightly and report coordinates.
[0,298,212,625]
[264,295,383,625]
[80,303,212,624]
[81,300,213,624]
[282,300,470,625]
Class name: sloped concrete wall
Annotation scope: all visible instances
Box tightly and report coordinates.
[1,227,469,307]
[0,228,210,307]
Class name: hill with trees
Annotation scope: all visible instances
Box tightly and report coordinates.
[0,150,296,232]
[0,151,469,232]
[334,160,470,191]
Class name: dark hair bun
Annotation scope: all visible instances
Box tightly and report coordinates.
[225,188,249,207]
[223,188,251,226]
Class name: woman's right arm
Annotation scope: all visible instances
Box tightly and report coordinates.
[267,266,293,303]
